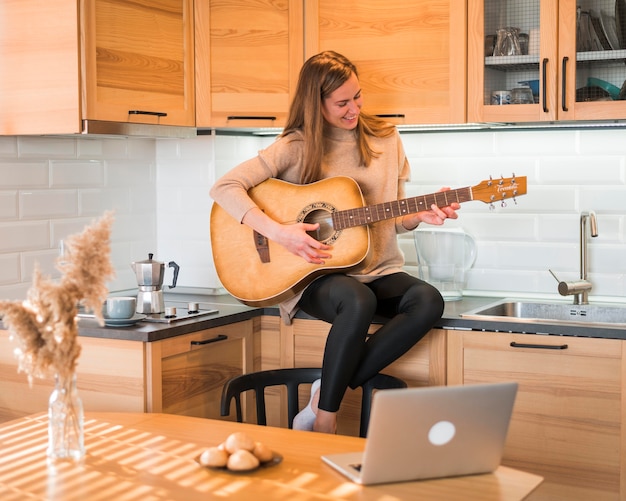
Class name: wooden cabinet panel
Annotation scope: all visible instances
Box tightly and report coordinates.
[0,331,145,423]
[0,0,81,135]
[82,0,195,126]
[147,321,254,421]
[306,0,467,125]
[0,0,194,135]
[195,0,304,128]
[448,330,625,501]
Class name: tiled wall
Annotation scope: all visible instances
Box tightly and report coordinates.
[0,135,158,299]
[1,128,625,303]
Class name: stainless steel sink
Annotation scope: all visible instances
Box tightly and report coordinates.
[461,300,626,327]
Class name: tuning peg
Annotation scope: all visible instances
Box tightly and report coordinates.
[501,201,507,208]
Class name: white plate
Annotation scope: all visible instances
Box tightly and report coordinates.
[104,313,147,327]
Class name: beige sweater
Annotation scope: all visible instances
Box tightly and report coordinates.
[210,126,413,322]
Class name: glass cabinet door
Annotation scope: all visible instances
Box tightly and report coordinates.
[469,0,626,123]
[560,0,626,120]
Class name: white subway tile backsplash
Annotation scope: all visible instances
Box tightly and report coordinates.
[18,137,77,157]
[80,188,131,217]
[21,250,61,280]
[0,137,18,157]
[0,254,20,284]
[19,190,78,219]
[0,162,49,188]
[0,192,18,219]
[0,221,49,253]
[580,187,626,213]
[51,160,104,187]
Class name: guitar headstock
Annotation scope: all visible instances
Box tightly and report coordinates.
[472,175,527,207]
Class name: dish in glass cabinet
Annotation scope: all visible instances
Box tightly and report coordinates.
[616,0,626,49]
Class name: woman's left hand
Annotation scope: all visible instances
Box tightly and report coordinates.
[402,187,460,230]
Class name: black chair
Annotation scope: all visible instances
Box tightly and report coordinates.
[220,368,407,437]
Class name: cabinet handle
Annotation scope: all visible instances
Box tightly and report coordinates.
[510,341,568,350]
[561,56,569,112]
[190,334,228,346]
[227,116,277,121]
[129,110,168,117]
[375,114,406,118]
[541,58,549,113]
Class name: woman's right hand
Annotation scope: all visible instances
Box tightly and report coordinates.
[242,208,332,264]
[274,222,333,264]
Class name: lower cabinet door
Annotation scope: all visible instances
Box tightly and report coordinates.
[155,321,254,420]
[448,330,624,501]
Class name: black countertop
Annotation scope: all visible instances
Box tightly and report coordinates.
[69,290,626,343]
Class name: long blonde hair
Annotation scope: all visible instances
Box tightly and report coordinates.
[282,51,396,184]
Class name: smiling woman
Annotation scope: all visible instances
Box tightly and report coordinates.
[210,50,460,435]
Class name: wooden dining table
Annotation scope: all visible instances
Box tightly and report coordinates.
[0,412,542,500]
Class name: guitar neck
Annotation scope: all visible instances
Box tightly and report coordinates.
[332,187,473,230]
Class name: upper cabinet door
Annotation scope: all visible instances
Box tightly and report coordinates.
[469,0,626,123]
[305,0,467,125]
[81,0,195,126]
[0,0,81,135]
[195,0,304,128]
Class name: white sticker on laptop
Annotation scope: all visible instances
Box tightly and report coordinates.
[428,420,456,446]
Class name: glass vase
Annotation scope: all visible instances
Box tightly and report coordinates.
[47,372,85,461]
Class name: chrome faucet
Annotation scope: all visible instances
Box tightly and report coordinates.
[549,211,598,305]
[578,211,598,304]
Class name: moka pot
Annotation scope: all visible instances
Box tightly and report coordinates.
[131,253,180,314]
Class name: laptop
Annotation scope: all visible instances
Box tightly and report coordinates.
[321,382,518,485]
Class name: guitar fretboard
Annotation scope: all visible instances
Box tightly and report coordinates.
[332,187,473,230]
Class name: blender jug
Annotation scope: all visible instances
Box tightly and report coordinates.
[413,228,476,301]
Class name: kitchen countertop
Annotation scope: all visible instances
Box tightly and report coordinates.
[68,289,626,343]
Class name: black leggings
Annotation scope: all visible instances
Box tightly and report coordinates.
[297,272,444,413]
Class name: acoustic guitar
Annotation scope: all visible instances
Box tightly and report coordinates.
[211,175,527,307]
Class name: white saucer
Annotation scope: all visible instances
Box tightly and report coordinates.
[104,313,147,327]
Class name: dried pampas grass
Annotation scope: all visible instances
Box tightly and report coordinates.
[0,211,115,383]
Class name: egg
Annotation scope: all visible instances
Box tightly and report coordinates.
[199,446,229,468]
[252,441,273,463]
[224,431,255,454]
[227,449,260,471]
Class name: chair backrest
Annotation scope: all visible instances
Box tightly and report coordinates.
[221,368,408,437]
[220,368,322,428]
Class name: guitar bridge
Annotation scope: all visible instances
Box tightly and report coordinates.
[253,230,270,263]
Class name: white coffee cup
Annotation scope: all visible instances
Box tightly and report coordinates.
[106,297,137,319]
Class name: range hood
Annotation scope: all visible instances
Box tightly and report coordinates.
[82,120,196,139]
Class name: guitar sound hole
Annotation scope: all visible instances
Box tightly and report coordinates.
[303,209,335,242]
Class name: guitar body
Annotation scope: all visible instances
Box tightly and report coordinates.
[210,177,370,307]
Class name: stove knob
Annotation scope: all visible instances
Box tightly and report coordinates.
[165,306,177,318]
[188,302,199,313]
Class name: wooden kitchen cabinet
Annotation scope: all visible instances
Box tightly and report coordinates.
[305,0,467,125]
[194,0,304,128]
[447,330,625,501]
[468,0,626,123]
[146,320,255,420]
[0,0,194,135]
[0,330,146,423]
[280,319,447,436]
[81,0,195,127]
